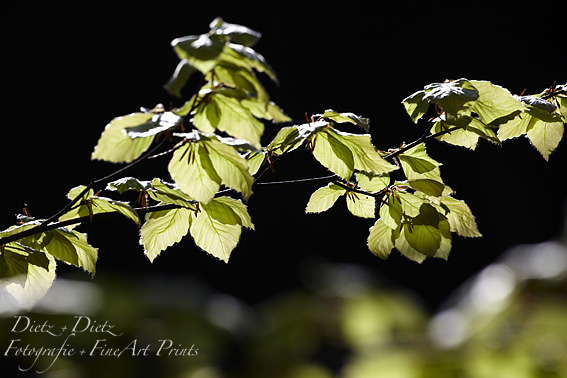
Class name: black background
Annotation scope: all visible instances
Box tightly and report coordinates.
[1,1,566,310]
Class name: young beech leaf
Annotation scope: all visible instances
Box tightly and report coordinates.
[333,130,398,175]
[0,244,34,284]
[106,177,151,194]
[406,179,445,197]
[356,172,389,193]
[430,117,480,150]
[367,219,395,259]
[171,33,227,74]
[394,227,427,264]
[312,131,355,180]
[346,193,375,218]
[192,88,265,148]
[322,110,370,132]
[148,178,197,210]
[4,252,56,309]
[440,196,481,237]
[213,196,254,230]
[140,207,194,263]
[379,195,403,229]
[423,79,479,119]
[91,113,156,163]
[169,143,222,204]
[398,143,443,183]
[526,120,564,161]
[124,112,183,139]
[402,90,429,123]
[206,137,254,200]
[59,185,141,226]
[189,197,251,262]
[306,184,346,214]
[44,228,98,276]
[311,127,397,180]
[469,80,525,125]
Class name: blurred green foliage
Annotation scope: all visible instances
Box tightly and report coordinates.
[1,241,566,378]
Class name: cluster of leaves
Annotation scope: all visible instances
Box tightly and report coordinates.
[0,18,565,308]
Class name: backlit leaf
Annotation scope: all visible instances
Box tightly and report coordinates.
[189,198,244,262]
[440,196,481,237]
[526,120,564,161]
[148,178,197,210]
[346,193,375,218]
[367,219,395,259]
[312,130,355,180]
[379,194,403,229]
[4,253,56,309]
[356,172,390,193]
[306,184,346,213]
[469,80,524,125]
[106,177,151,194]
[423,79,479,119]
[323,109,370,132]
[168,143,222,204]
[91,113,155,163]
[402,90,429,123]
[140,207,193,262]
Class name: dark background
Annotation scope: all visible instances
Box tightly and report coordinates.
[1,1,566,310]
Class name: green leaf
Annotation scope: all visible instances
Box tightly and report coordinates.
[241,98,291,123]
[398,143,443,184]
[379,194,403,229]
[346,193,375,218]
[93,198,140,226]
[148,178,197,210]
[332,129,398,175]
[322,109,370,132]
[171,33,227,74]
[393,227,427,263]
[124,112,183,139]
[189,197,246,262]
[212,197,254,230]
[140,207,193,263]
[224,43,278,84]
[498,112,532,140]
[59,185,141,226]
[305,184,345,213]
[526,119,564,161]
[403,223,442,257]
[267,126,306,155]
[402,90,429,123]
[0,245,32,285]
[4,253,56,309]
[47,228,98,275]
[440,196,481,237]
[106,177,151,194]
[367,219,395,259]
[423,79,479,119]
[206,138,254,200]
[407,179,445,197]
[356,172,390,193]
[431,118,480,150]
[192,88,265,148]
[469,80,525,125]
[312,130,355,180]
[397,191,426,217]
[168,143,222,204]
[91,113,156,163]
[398,143,440,174]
